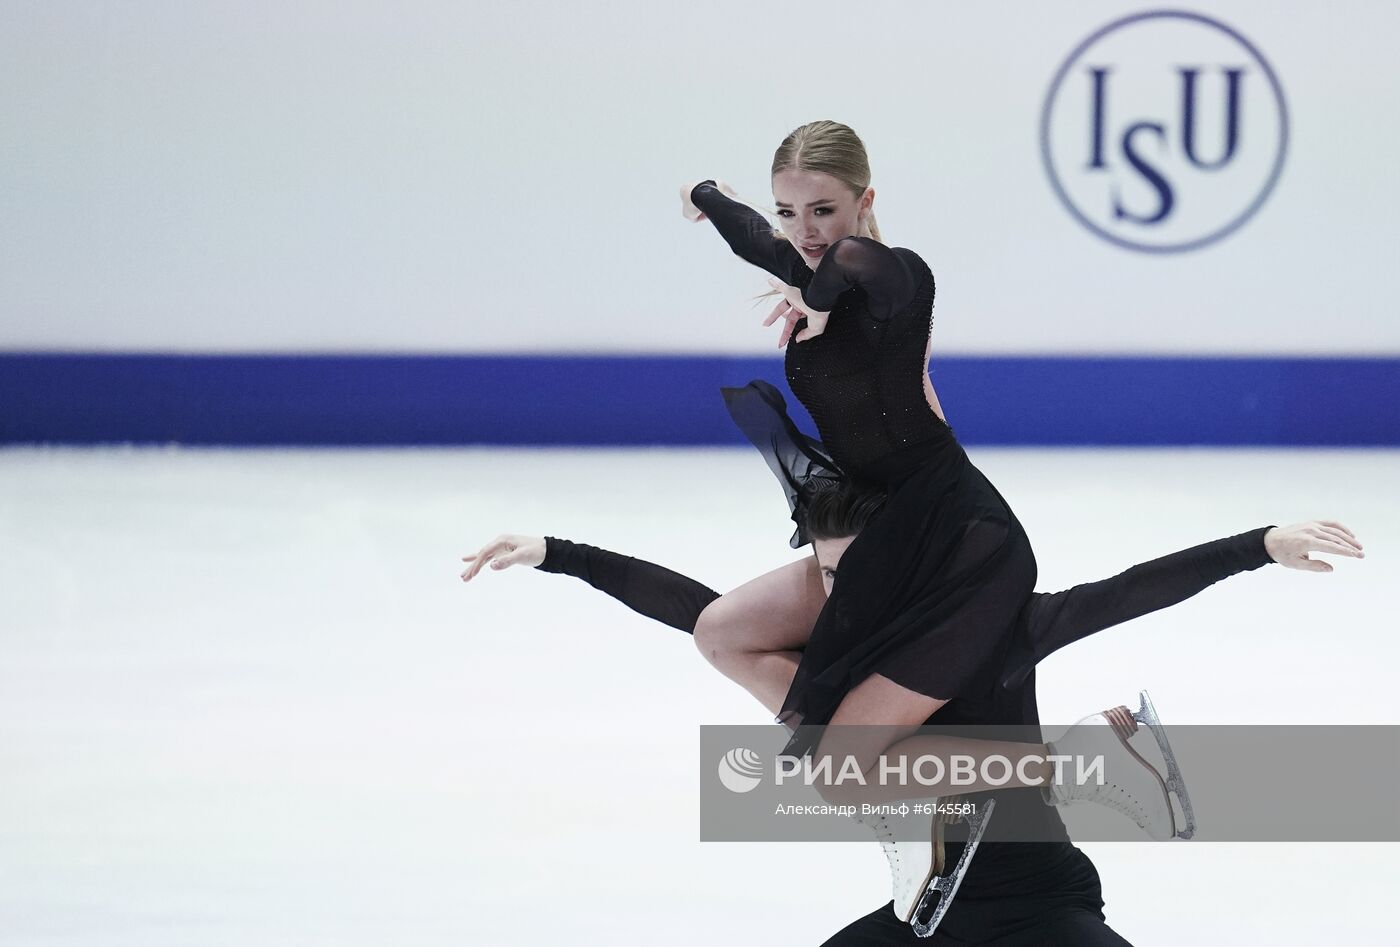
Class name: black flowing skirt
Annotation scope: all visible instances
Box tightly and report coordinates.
[721,381,1039,757]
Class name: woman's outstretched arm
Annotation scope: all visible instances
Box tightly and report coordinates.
[684,179,806,284]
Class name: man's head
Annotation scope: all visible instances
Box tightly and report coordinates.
[802,482,887,595]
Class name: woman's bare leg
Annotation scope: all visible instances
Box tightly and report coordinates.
[694,557,826,717]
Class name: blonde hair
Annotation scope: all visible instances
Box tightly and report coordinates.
[754,120,881,305]
[771,120,881,243]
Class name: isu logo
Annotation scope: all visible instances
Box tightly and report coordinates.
[1040,10,1289,253]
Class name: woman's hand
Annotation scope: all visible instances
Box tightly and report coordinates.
[1264,521,1364,572]
[460,534,546,582]
[680,179,738,222]
[763,277,830,347]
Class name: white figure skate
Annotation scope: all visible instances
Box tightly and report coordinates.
[1043,690,1195,840]
[853,796,996,938]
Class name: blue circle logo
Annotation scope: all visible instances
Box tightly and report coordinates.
[1040,10,1289,253]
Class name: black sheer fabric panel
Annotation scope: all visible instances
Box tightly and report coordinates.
[802,235,920,319]
[720,381,844,549]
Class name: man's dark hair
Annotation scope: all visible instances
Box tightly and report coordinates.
[802,481,887,541]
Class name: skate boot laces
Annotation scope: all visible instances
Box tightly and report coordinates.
[1045,696,1180,840]
[851,807,933,922]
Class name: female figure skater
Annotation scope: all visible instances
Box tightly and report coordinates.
[678,122,1070,771]
[672,119,1356,786]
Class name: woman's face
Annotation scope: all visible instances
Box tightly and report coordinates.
[771,168,874,268]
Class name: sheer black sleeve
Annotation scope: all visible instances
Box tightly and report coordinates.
[536,537,720,635]
[802,236,920,320]
[690,180,805,284]
[1001,526,1276,689]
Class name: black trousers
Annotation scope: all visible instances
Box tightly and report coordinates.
[820,844,1133,946]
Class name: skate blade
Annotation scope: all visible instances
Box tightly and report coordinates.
[1132,689,1196,840]
[894,799,947,924]
[890,795,946,918]
[909,798,996,938]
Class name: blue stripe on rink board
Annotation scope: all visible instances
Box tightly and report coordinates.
[2,353,1398,446]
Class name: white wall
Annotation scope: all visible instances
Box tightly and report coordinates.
[1,0,1396,354]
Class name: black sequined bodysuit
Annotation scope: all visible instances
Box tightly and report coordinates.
[692,181,947,485]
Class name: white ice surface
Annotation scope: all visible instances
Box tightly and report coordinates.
[1,446,1396,945]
